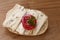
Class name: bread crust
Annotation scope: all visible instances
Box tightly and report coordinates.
[8,20,48,36]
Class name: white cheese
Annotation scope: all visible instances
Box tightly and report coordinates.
[24,9,39,35]
[33,10,48,35]
[26,9,39,19]
[16,23,25,34]
[24,30,33,35]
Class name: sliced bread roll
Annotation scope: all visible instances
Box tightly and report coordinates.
[3,4,48,36]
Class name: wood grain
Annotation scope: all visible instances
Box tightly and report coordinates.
[0,0,60,40]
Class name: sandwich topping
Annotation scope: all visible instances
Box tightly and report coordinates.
[22,14,37,30]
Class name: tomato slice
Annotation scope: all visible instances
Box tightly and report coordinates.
[21,14,37,30]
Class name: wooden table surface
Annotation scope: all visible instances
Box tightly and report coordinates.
[0,0,60,40]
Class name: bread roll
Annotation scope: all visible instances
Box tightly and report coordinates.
[3,4,48,36]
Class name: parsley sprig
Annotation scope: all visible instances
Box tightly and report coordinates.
[28,17,36,26]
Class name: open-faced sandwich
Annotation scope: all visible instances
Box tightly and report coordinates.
[3,4,48,36]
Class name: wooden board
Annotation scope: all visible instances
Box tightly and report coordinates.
[0,0,60,40]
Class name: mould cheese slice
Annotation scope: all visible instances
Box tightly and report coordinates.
[33,10,48,35]
[3,4,26,31]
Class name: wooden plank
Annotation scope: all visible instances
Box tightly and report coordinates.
[0,0,60,40]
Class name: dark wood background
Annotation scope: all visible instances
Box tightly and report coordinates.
[0,0,60,40]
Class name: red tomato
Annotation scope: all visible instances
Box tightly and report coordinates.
[21,14,37,30]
